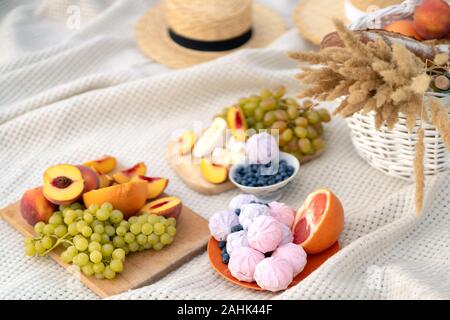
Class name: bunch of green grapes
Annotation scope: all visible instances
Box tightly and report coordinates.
[24,202,177,280]
[219,87,331,161]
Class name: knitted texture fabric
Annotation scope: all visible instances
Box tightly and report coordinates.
[0,0,449,300]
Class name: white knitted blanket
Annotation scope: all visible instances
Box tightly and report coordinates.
[0,0,449,300]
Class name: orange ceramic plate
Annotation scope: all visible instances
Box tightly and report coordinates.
[208,237,340,291]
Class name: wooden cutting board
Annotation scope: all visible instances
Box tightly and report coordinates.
[0,200,210,298]
[167,141,324,195]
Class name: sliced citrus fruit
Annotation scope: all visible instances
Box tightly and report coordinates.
[292,189,344,254]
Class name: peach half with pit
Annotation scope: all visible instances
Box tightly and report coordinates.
[82,181,148,219]
[200,159,228,184]
[140,196,182,219]
[20,187,56,226]
[131,175,169,199]
[227,106,247,141]
[43,164,85,205]
[113,162,147,184]
[83,155,117,174]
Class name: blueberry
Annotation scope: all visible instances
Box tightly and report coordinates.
[231,224,243,233]
[234,208,241,216]
[222,253,230,264]
[264,251,273,258]
[221,246,228,255]
[264,162,272,168]
[218,241,227,249]
[280,160,287,165]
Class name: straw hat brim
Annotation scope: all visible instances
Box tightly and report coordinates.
[135,3,286,69]
[293,0,349,46]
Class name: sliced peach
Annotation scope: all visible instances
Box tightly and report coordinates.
[131,175,169,199]
[200,159,228,184]
[112,162,147,184]
[98,174,114,188]
[140,196,182,219]
[20,187,56,225]
[76,165,99,193]
[83,155,117,174]
[178,131,196,155]
[43,164,84,205]
[82,181,148,219]
[227,106,247,141]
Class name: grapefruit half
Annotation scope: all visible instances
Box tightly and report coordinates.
[292,189,344,254]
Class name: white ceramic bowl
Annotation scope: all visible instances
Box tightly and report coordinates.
[228,152,300,202]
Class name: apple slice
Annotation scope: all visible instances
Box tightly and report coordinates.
[140,196,182,219]
[83,155,117,174]
[113,162,147,184]
[178,131,196,155]
[200,159,228,184]
[131,175,169,199]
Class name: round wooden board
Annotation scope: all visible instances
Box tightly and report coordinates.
[167,141,324,195]
[208,237,340,291]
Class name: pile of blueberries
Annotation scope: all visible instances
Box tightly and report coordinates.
[233,160,295,187]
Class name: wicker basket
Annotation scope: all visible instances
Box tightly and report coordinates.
[346,94,450,180]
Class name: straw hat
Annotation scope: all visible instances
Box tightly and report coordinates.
[135,0,286,69]
[293,0,403,45]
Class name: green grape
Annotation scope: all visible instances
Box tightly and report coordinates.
[34,221,46,235]
[294,126,308,139]
[59,205,70,212]
[103,266,116,280]
[113,236,125,248]
[110,259,124,273]
[136,234,147,246]
[100,202,113,211]
[62,242,71,248]
[243,102,258,117]
[95,273,105,280]
[60,251,72,263]
[74,237,89,251]
[24,237,34,246]
[102,243,114,257]
[260,89,272,99]
[260,98,276,111]
[152,242,164,251]
[312,137,325,150]
[67,246,79,257]
[91,220,103,227]
[287,105,299,119]
[49,214,63,226]
[167,217,176,227]
[71,203,83,210]
[162,218,172,227]
[41,236,53,250]
[274,86,286,99]
[305,110,320,124]
[68,223,79,236]
[93,224,104,234]
[112,248,126,261]
[88,241,101,253]
[294,117,309,127]
[105,225,115,237]
[167,226,177,237]
[146,215,159,225]
[74,253,89,266]
[43,224,55,235]
[124,232,135,244]
[274,110,289,121]
[100,234,110,244]
[160,233,173,245]
[75,209,84,218]
[254,122,265,131]
[263,111,276,126]
[82,263,94,276]
[254,108,265,122]
[306,126,318,139]
[246,117,255,128]
[88,204,99,214]
[130,223,141,235]
[271,121,287,133]
[90,233,102,243]
[128,216,139,224]
[238,97,249,105]
[147,234,159,245]
[110,210,123,224]
[83,212,94,224]
[314,122,324,136]
[119,221,130,230]
[285,97,299,106]
[63,216,74,225]
[54,225,68,238]
[81,226,93,238]
[128,242,139,252]
[318,108,331,122]
[34,241,46,255]
[25,243,36,256]
[298,138,314,154]
[153,223,165,235]
[76,221,87,232]
[116,226,127,237]
[93,262,105,274]
[123,246,130,255]
[141,223,153,235]
[89,250,102,264]
[138,215,148,225]
[281,128,294,143]
[287,137,299,152]
[96,208,110,221]
[143,243,152,250]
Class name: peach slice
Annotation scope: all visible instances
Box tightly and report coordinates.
[82,181,148,219]
[227,106,247,141]
[200,159,228,184]
[140,196,182,219]
[43,164,85,205]
[76,165,99,193]
[178,131,196,155]
[20,187,56,225]
[131,176,169,199]
[98,174,114,188]
[83,155,117,174]
[112,162,147,184]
